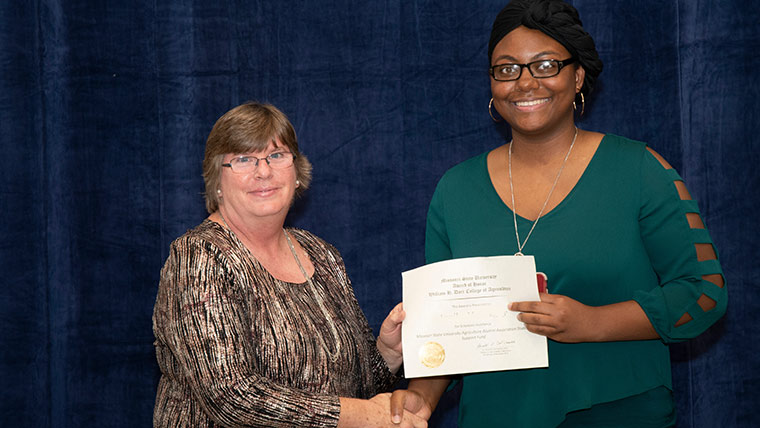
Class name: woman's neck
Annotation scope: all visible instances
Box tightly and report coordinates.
[510,124,580,165]
[215,206,287,258]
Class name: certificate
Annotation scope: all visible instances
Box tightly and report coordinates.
[402,255,548,378]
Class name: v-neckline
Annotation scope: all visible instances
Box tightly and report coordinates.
[209,220,316,285]
[485,134,606,222]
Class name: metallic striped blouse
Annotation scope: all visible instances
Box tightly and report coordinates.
[152,220,396,427]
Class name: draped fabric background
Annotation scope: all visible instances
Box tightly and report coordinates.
[1,1,757,426]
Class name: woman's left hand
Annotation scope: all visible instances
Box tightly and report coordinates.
[377,303,405,373]
[509,293,599,343]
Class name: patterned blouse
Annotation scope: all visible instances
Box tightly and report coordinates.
[152,220,397,427]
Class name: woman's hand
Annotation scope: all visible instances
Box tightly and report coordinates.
[389,389,434,423]
[388,377,449,425]
[509,293,600,343]
[371,394,427,428]
[338,395,427,428]
[509,294,660,343]
[377,303,405,373]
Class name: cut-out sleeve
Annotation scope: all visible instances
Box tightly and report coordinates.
[153,237,341,427]
[632,149,727,343]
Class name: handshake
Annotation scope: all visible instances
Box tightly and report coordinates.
[336,303,449,428]
[339,378,449,428]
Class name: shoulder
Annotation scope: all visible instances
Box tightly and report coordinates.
[171,219,219,245]
[600,134,648,153]
[440,151,488,181]
[599,134,673,165]
[167,219,234,262]
[597,135,684,201]
[434,151,489,198]
[601,134,674,171]
[158,221,234,296]
[644,146,673,169]
[595,134,666,171]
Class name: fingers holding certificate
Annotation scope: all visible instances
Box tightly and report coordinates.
[401,255,548,378]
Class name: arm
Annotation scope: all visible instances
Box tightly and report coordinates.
[509,294,659,342]
[425,182,454,264]
[323,242,401,390]
[158,238,426,428]
[155,238,342,427]
[633,147,726,340]
[509,147,726,343]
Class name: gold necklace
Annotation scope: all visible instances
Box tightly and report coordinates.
[508,127,578,256]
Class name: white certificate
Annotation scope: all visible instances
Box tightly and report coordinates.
[402,255,548,378]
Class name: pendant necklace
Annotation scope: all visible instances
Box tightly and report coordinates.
[217,210,341,362]
[508,127,578,256]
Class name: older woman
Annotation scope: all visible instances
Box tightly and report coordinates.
[152,102,425,428]
[391,0,727,427]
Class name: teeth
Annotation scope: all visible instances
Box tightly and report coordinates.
[515,99,549,107]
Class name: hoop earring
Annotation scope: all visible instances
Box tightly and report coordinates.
[573,92,586,117]
[489,98,502,122]
[579,92,585,116]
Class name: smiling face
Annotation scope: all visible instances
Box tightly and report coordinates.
[218,140,297,224]
[202,102,312,214]
[490,26,584,137]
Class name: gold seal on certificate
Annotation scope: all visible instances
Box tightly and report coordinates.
[402,255,548,377]
[419,341,445,368]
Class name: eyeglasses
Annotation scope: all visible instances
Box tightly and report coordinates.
[222,151,295,174]
[489,58,576,81]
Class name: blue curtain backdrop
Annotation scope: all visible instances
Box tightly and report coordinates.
[1,1,757,426]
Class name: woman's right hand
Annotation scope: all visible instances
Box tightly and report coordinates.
[371,393,427,427]
[338,395,427,428]
[387,377,450,425]
[389,389,433,423]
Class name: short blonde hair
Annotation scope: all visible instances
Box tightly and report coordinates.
[202,102,312,213]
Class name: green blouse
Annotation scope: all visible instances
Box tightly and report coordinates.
[425,134,726,427]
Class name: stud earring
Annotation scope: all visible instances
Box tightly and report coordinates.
[295,180,300,188]
[489,98,502,122]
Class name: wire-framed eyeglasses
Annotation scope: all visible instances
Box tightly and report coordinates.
[222,151,295,174]
[489,58,576,81]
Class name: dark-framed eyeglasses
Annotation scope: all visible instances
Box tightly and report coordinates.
[489,58,576,81]
[222,151,295,174]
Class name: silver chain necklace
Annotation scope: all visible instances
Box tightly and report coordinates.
[508,127,578,256]
[217,210,341,362]
[283,229,342,362]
